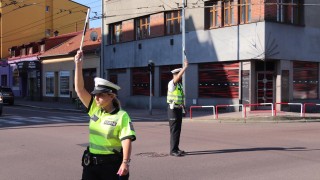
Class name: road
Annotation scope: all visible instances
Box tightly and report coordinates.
[0,106,320,180]
[0,106,88,127]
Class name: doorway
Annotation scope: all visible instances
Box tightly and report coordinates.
[255,60,276,106]
[257,72,274,104]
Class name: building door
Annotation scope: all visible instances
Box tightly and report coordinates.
[83,68,96,92]
[21,72,28,97]
[257,72,274,104]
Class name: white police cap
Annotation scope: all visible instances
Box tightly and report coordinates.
[91,77,121,95]
[171,68,182,74]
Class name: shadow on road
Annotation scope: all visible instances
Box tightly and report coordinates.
[185,147,315,156]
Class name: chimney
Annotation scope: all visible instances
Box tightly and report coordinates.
[54,30,59,37]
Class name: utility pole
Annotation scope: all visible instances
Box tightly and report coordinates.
[182,0,186,105]
[100,0,105,78]
[148,60,154,115]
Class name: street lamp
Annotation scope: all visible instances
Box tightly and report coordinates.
[148,60,154,115]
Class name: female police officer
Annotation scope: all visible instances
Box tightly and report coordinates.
[74,50,136,180]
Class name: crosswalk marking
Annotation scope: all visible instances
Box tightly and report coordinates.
[0,114,161,127]
[2,120,24,125]
[0,115,88,126]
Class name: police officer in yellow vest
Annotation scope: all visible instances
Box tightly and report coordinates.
[74,50,136,180]
[167,59,188,157]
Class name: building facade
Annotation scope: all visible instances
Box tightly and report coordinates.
[1,0,88,59]
[7,32,81,99]
[2,0,89,99]
[102,0,320,109]
[39,28,101,102]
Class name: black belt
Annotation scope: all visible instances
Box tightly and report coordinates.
[90,154,121,165]
[83,152,121,166]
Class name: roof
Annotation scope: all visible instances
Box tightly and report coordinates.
[44,31,82,50]
[7,31,81,61]
[39,27,101,58]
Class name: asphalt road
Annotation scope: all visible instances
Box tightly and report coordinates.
[0,106,319,180]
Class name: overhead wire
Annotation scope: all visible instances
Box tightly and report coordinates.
[0,0,97,38]
[2,1,319,45]
[1,9,86,39]
[2,18,87,44]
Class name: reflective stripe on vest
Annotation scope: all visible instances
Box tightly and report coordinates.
[167,83,184,104]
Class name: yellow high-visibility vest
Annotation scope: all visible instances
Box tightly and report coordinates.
[88,99,136,155]
[167,83,184,105]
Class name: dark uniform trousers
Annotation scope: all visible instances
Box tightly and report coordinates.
[81,153,129,180]
[168,106,183,153]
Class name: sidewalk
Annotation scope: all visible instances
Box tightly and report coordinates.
[15,97,81,112]
[14,98,320,122]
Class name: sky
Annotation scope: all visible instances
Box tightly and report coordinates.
[72,0,102,28]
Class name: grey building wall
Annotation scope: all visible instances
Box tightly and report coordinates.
[102,0,320,109]
[265,22,320,61]
[304,0,320,28]
[105,23,266,69]
[104,0,198,24]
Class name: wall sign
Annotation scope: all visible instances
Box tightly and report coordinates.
[17,61,40,72]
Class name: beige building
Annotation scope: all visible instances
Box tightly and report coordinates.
[39,28,101,102]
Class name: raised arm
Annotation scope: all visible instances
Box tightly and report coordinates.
[173,59,189,84]
[74,50,91,108]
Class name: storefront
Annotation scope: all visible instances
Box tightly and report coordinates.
[8,57,41,99]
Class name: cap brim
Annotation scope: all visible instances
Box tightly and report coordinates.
[90,89,111,95]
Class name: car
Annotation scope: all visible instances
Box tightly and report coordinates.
[0,87,14,105]
[0,93,3,115]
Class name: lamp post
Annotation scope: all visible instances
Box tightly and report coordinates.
[148,60,154,115]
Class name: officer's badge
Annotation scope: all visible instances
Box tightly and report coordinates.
[90,115,99,122]
[104,120,117,126]
[129,122,135,131]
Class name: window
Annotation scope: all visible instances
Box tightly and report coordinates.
[135,16,150,40]
[9,48,16,57]
[239,0,251,24]
[165,11,182,35]
[21,48,26,56]
[59,71,69,97]
[46,72,54,96]
[205,1,219,29]
[28,47,33,55]
[110,23,122,44]
[40,44,45,52]
[45,29,51,37]
[277,0,302,25]
[132,67,153,96]
[12,69,19,87]
[293,61,318,99]
[198,62,239,98]
[45,6,50,12]
[224,0,234,26]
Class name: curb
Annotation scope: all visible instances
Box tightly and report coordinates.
[185,117,320,123]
